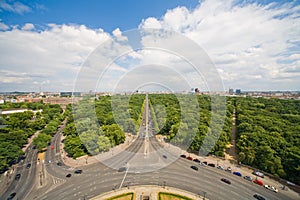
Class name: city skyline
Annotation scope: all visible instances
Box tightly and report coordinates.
[1,0,300,92]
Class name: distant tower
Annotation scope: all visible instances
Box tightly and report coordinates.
[229,88,234,95]
[236,89,241,95]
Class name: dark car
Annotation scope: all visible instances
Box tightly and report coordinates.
[233,171,242,177]
[57,162,62,166]
[66,173,72,177]
[162,155,167,159]
[7,192,16,200]
[118,167,126,172]
[253,194,266,200]
[74,169,82,174]
[193,158,200,163]
[15,174,21,181]
[180,154,186,158]
[191,165,198,171]
[26,163,31,169]
[32,145,36,149]
[221,178,231,184]
[202,161,208,165]
[208,163,215,167]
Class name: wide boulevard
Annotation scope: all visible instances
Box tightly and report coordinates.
[1,95,297,200]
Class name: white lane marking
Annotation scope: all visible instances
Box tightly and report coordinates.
[119,165,130,189]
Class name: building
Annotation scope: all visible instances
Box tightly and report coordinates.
[236,89,241,95]
[229,88,234,95]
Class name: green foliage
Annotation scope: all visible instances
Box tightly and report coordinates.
[235,96,300,184]
[62,94,145,158]
[149,94,231,156]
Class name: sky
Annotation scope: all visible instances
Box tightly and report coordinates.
[0,0,299,92]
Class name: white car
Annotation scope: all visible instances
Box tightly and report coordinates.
[264,185,278,193]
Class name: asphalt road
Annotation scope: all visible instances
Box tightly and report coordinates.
[1,143,38,200]
[1,96,298,200]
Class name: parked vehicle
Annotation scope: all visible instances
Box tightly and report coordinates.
[253,179,264,186]
[208,163,215,167]
[26,163,31,169]
[186,156,193,161]
[66,173,71,177]
[243,176,253,181]
[180,154,186,158]
[191,165,198,171]
[225,167,232,173]
[193,158,200,163]
[217,166,224,170]
[233,171,242,177]
[253,171,264,178]
[265,185,278,193]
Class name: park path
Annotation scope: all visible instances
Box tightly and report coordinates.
[225,108,238,162]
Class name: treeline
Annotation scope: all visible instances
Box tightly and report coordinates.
[62,94,145,158]
[149,94,233,157]
[235,96,300,184]
[0,102,63,172]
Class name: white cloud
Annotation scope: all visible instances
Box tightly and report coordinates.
[140,0,300,90]
[112,28,128,41]
[0,21,9,31]
[0,1,31,14]
[21,23,34,31]
[0,24,110,91]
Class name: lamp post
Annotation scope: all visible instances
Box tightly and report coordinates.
[203,191,206,200]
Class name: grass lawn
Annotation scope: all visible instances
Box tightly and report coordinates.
[105,192,134,200]
[158,192,193,200]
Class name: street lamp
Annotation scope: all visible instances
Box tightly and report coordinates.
[203,191,206,200]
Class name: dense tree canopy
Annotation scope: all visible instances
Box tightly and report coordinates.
[0,102,63,172]
[235,97,300,184]
[62,94,145,158]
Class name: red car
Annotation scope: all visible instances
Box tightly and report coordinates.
[253,179,264,186]
[186,156,193,161]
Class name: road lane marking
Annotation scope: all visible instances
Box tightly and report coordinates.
[119,165,129,189]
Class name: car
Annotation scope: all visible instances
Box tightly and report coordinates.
[26,163,31,169]
[200,162,207,166]
[217,166,224,170]
[208,163,215,167]
[253,171,264,178]
[225,167,232,173]
[265,185,278,193]
[118,167,126,172]
[15,174,21,181]
[7,192,16,200]
[253,194,266,200]
[186,156,193,161]
[253,179,264,186]
[180,154,186,158]
[74,169,82,174]
[202,161,208,165]
[32,145,36,149]
[66,173,72,177]
[221,178,231,184]
[233,171,242,177]
[191,165,198,171]
[243,176,253,181]
[57,162,62,166]
[193,158,200,163]
[162,155,167,159]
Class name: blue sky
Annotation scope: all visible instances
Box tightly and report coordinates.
[0,0,200,32]
[0,0,300,92]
